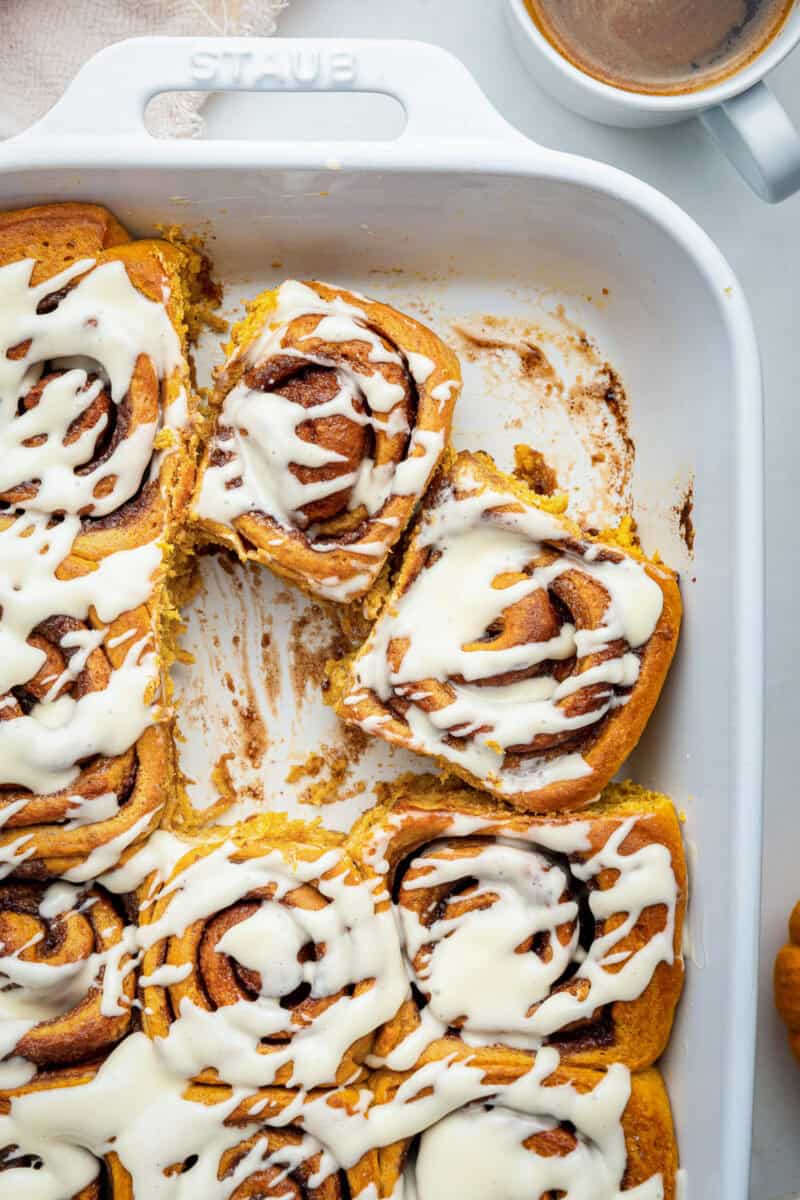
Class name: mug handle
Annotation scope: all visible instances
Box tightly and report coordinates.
[700,80,800,204]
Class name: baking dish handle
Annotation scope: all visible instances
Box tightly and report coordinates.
[13,36,526,147]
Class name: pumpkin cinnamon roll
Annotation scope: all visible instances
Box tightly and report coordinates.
[0,203,196,553]
[107,1084,390,1200]
[192,280,460,603]
[331,450,682,810]
[0,879,135,1090]
[369,1049,678,1200]
[0,509,173,881]
[139,816,410,1089]
[352,776,686,1072]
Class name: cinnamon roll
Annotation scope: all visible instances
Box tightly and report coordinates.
[192,280,460,603]
[0,204,198,879]
[0,204,195,550]
[354,776,686,1071]
[0,526,173,880]
[370,1049,678,1200]
[139,817,410,1089]
[331,450,682,810]
[0,879,135,1089]
[107,1084,391,1200]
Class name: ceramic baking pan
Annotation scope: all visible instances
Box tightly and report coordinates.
[0,36,764,1197]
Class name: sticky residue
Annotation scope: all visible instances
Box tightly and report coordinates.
[290,605,349,708]
[452,311,634,529]
[676,478,695,556]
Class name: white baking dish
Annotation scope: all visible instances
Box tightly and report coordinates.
[0,36,764,1198]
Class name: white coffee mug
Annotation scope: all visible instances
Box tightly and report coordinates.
[506,0,800,202]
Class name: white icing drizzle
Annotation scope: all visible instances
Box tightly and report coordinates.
[384,815,678,1060]
[0,635,157,794]
[195,281,447,563]
[405,353,435,384]
[0,1031,374,1200]
[348,469,664,793]
[397,840,578,1042]
[0,511,161,697]
[0,257,183,516]
[0,254,677,1198]
[0,1038,667,1198]
[62,811,158,884]
[430,379,459,405]
[164,383,189,429]
[315,570,373,603]
[99,828,192,897]
[64,792,120,830]
[404,1095,663,1200]
[139,841,410,1090]
[0,834,36,881]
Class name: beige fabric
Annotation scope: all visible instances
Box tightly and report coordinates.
[0,0,289,138]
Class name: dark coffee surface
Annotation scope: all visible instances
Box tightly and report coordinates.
[523,0,793,94]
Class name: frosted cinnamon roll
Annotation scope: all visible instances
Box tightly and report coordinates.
[0,509,172,880]
[331,450,682,810]
[139,817,410,1089]
[106,1084,391,1200]
[354,777,686,1072]
[0,879,135,1090]
[192,281,460,603]
[370,1050,678,1200]
[0,204,195,555]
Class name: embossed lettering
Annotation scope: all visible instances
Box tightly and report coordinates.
[189,47,359,89]
[292,51,321,84]
[190,51,218,82]
[330,52,357,84]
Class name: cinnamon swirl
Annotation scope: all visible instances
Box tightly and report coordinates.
[0,205,195,548]
[331,450,682,811]
[0,879,135,1089]
[138,817,410,1089]
[192,280,460,604]
[354,775,686,1071]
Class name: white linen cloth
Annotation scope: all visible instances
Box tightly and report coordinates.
[0,0,289,138]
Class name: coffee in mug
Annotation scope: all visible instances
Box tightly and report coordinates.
[523,0,794,95]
